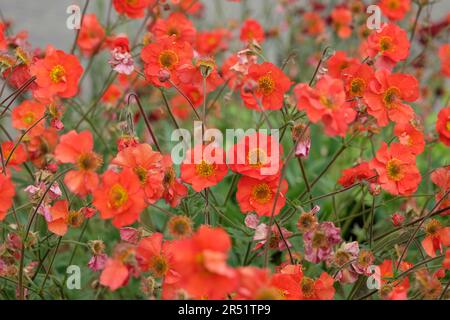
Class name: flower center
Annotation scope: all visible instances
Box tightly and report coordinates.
[247,148,268,168]
[386,158,404,181]
[255,287,283,300]
[350,78,365,96]
[49,64,66,83]
[319,95,334,109]
[357,250,373,268]
[150,255,169,277]
[379,36,393,52]
[335,250,351,266]
[23,111,36,125]
[195,160,215,177]
[168,215,192,238]
[301,277,315,298]
[68,210,84,228]
[159,50,179,69]
[424,219,442,236]
[163,167,176,186]
[312,230,328,248]
[133,166,148,184]
[168,27,180,37]
[77,152,102,171]
[251,183,272,204]
[383,87,400,107]
[446,120,450,132]
[109,184,129,208]
[257,75,275,95]
[387,0,399,9]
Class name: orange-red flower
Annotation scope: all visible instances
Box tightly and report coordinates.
[331,7,352,39]
[1,141,27,169]
[112,0,152,19]
[369,142,421,195]
[421,219,450,257]
[0,174,15,221]
[431,166,450,216]
[378,259,412,300]
[30,45,83,101]
[151,12,196,44]
[439,44,450,77]
[294,75,356,137]
[338,162,376,187]
[112,143,164,203]
[0,22,7,50]
[240,19,265,43]
[302,12,325,36]
[54,130,102,197]
[271,264,335,300]
[366,23,410,68]
[11,100,46,133]
[234,267,283,300]
[236,176,288,217]
[394,121,425,155]
[436,107,450,146]
[241,62,291,110]
[195,29,231,56]
[141,36,193,87]
[136,233,180,299]
[77,14,105,57]
[48,200,69,236]
[379,0,411,21]
[161,155,188,207]
[171,226,238,299]
[180,144,228,192]
[27,127,58,169]
[178,58,224,92]
[327,51,358,78]
[363,69,419,127]
[93,169,146,228]
[342,62,374,99]
[228,132,282,180]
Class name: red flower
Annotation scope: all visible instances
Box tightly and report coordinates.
[272,264,335,300]
[379,0,411,21]
[331,7,352,39]
[171,226,238,299]
[112,143,164,203]
[161,155,188,207]
[236,176,288,217]
[234,267,283,300]
[30,46,83,101]
[180,144,228,192]
[93,169,146,228]
[0,22,7,50]
[228,132,282,179]
[378,259,411,300]
[302,12,325,36]
[0,174,15,221]
[241,62,291,110]
[54,130,102,197]
[77,14,105,57]
[112,0,153,19]
[394,121,425,155]
[240,19,265,43]
[151,12,196,44]
[2,141,27,169]
[136,233,180,299]
[369,142,421,196]
[342,62,374,99]
[48,200,69,236]
[436,107,450,146]
[141,36,193,87]
[294,75,356,137]
[421,219,450,257]
[327,51,358,78]
[431,166,450,216]
[366,23,410,68]
[363,69,419,127]
[439,44,450,77]
[178,57,223,92]
[338,162,376,187]
[195,29,231,56]
[27,128,58,169]
[11,100,46,133]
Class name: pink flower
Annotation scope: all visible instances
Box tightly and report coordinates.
[244,213,260,229]
[119,227,141,244]
[332,241,359,284]
[253,223,292,251]
[88,253,108,272]
[109,48,134,75]
[303,221,341,263]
